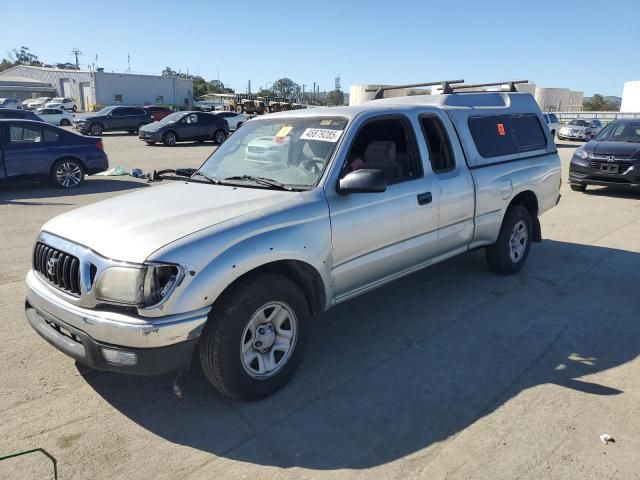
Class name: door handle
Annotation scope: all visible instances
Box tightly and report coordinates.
[417,192,432,205]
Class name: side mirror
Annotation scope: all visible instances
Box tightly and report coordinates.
[338,169,387,194]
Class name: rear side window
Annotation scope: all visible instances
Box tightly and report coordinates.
[469,115,517,157]
[469,114,546,158]
[510,115,546,151]
[43,128,59,142]
[9,125,42,143]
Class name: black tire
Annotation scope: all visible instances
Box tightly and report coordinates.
[89,123,103,136]
[213,129,227,144]
[72,105,77,113]
[236,105,243,113]
[485,205,533,275]
[50,158,85,189]
[162,131,177,146]
[571,184,586,192]
[60,119,71,126]
[236,122,243,129]
[199,273,310,401]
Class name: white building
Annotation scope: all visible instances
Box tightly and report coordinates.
[620,80,640,112]
[534,87,583,112]
[0,65,194,111]
[349,84,412,105]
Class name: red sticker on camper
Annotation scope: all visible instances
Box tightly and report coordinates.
[497,123,506,136]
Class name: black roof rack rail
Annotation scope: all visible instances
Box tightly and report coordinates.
[447,80,529,93]
[366,79,465,100]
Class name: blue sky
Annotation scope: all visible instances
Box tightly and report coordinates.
[2,0,638,96]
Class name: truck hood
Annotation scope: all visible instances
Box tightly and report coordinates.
[42,182,294,263]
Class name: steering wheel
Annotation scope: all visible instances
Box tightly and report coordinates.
[299,158,324,174]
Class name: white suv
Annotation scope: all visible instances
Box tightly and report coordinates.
[44,97,77,112]
[542,112,559,138]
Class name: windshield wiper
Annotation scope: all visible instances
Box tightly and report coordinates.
[224,175,293,191]
[192,171,222,184]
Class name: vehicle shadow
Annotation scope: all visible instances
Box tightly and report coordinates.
[83,240,640,470]
[147,142,220,148]
[555,142,581,148]
[582,185,640,199]
[0,178,147,205]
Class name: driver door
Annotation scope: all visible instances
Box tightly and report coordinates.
[325,114,439,301]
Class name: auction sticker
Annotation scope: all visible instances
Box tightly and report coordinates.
[300,128,344,142]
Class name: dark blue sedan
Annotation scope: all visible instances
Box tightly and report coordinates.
[0,119,108,188]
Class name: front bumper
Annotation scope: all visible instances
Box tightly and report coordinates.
[569,158,640,188]
[559,130,586,139]
[25,270,210,374]
[138,131,162,142]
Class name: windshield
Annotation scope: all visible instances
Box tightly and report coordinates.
[94,106,116,116]
[159,112,186,123]
[51,98,64,102]
[594,121,640,143]
[568,119,590,127]
[198,116,348,190]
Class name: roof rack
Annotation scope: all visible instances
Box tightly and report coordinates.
[444,80,529,94]
[366,80,465,100]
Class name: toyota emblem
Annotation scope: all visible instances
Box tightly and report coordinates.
[46,257,58,276]
[607,155,615,163]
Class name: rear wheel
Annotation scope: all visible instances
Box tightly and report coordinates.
[213,129,227,144]
[162,131,177,146]
[199,273,310,401]
[72,105,77,113]
[486,205,532,275]
[571,184,586,192]
[60,119,71,126]
[51,158,84,189]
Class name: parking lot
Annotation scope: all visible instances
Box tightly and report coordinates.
[1,134,639,479]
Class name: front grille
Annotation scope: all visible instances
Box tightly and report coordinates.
[33,242,81,295]
[247,146,264,153]
[589,160,632,172]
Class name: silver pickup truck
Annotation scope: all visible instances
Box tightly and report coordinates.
[25,88,561,400]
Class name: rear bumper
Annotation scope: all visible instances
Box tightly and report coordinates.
[25,271,209,374]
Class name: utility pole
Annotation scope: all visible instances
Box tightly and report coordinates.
[127,53,131,74]
[302,84,306,103]
[71,48,82,68]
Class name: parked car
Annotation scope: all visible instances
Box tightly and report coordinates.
[24,97,52,110]
[44,97,77,112]
[0,109,41,121]
[143,106,173,121]
[210,111,249,130]
[24,87,561,400]
[35,107,75,126]
[569,119,640,192]
[138,111,229,146]
[0,119,108,188]
[558,118,603,141]
[542,112,559,138]
[0,98,23,109]
[73,106,153,135]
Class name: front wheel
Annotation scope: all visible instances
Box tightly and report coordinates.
[89,123,103,135]
[486,205,532,275]
[72,106,77,113]
[213,129,227,144]
[162,131,177,146]
[51,158,84,188]
[199,273,310,401]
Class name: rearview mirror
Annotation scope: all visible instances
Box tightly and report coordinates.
[338,169,387,194]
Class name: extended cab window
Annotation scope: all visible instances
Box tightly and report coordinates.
[343,117,422,183]
[469,114,546,158]
[420,115,455,172]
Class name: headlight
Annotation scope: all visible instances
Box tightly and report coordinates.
[95,264,182,306]
[575,148,588,160]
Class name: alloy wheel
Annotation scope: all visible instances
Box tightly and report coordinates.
[56,161,82,188]
[508,220,528,263]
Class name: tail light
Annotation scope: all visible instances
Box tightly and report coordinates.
[96,140,104,150]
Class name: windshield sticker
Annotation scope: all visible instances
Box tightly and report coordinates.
[275,126,293,138]
[300,128,344,142]
[320,119,333,125]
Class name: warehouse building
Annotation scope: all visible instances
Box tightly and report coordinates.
[0,65,193,111]
[621,80,640,112]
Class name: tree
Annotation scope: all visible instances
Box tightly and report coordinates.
[162,66,177,76]
[583,94,619,112]
[272,77,300,99]
[0,46,43,72]
[327,89,345,106]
